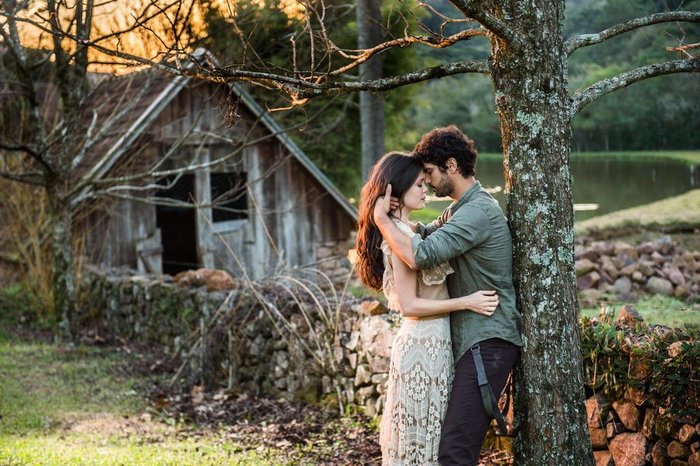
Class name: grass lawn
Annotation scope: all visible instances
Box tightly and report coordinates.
[575,189,700,237]
[580,295,700,329]
[0,330,285,465]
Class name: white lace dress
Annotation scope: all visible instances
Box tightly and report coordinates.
[379,220,455,466]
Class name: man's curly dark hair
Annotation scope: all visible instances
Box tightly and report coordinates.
[413,125,478,177]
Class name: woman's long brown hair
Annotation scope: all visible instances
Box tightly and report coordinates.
[355,152,423,290]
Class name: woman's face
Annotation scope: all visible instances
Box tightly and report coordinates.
[401,171,428,212]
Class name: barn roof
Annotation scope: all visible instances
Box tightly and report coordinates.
[74,50,357,220]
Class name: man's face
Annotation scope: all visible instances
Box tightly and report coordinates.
[423,163,453,198]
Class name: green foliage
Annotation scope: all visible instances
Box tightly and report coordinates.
[579,312,699,419]
[0,284,52,329]
[200,0,419,195]
[0,285,33,324]
[395,0,700,153]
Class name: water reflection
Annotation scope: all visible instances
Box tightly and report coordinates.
[428,158,697,222]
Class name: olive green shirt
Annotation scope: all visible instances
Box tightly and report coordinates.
[413,181,523,363]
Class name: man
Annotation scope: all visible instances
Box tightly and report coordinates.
[373,125,523,466]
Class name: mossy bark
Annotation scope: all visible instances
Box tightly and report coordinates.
[486,1,594,464]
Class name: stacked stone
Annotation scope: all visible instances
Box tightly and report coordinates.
[587,397,699,466]
[315,238,355,291]
[585,311,699,466]
[325,300,395,417]
[576,236,700,306]
[80,267,398,413]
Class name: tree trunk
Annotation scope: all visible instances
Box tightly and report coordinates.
[356,0,385,180]
[488,2,594,464]
[47,178,77,342]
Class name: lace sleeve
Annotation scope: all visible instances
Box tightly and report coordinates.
[420,261,454,286]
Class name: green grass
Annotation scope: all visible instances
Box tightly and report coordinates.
[0,435,277,466]
[0,341,143,434]
[575,189,700,236]
[0,329,287,465]
[409,204,446,224]
[580,295,700,329]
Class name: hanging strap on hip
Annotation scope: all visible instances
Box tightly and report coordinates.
[471,344,509,434]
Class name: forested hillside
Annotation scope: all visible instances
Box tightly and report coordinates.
[396,0,700,154]
[201,0,699,195]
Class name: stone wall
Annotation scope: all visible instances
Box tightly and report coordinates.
[586,394,700,466]
[580,306,699,466]
[78,265,397,413]
[315,237,355,292]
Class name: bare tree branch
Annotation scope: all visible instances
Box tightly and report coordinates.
[5,11,489,101]
[666,42,700,55]
[190,59,490,101]
[448,0,524,47]
[572,58,700,113]
[0,170,45,186]
[0,142,41,159]
[328,28,487,76]
[566,11,700,55]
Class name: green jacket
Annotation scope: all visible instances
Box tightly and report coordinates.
[413,181,523,362]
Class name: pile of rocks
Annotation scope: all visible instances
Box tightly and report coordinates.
[575,236,700,306]
[315,239,355,291]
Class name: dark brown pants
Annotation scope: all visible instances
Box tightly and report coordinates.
[438,338,520,466]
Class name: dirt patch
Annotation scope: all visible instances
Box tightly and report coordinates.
[145,384,512,465]
[63,412,173,440]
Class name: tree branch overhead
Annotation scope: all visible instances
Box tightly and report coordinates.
[566,11,700,55]
[572,58,700,113]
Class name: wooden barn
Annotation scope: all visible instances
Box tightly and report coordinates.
[73,53,357,279]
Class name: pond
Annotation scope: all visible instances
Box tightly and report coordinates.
[425,158,699,222]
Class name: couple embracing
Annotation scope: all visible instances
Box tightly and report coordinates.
[355,126,524,466]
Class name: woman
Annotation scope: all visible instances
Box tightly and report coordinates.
[355,152,499,465]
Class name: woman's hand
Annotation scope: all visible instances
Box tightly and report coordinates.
[373,184,393,223]
[462,290,499,316]
[373,184,401,223]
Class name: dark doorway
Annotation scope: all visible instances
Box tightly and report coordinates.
[155,174,199,275]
